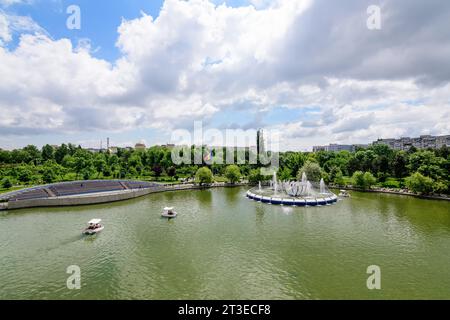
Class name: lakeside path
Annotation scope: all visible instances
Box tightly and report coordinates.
[330,185,450,202]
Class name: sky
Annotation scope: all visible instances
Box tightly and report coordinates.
[0,0,449,151]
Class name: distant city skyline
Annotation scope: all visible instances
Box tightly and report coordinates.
[3,132,449,153]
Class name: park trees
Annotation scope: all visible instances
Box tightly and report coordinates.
[93,154,107,178]
[405,172,434,195]
[167,166,177,181]
[248,169,264,184]
[352,171,377,190]
[225,165,241,184]
[42,145,55,162]
[195,167,213,186]
[278,167,292,181]
[54,144,69,164]
[297,161,322,182]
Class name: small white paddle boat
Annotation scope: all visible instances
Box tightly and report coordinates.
[338,190,351,198]
[161,207,177,218]
[83,219,104,235]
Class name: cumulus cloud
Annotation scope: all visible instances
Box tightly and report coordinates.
[0,0,449,150]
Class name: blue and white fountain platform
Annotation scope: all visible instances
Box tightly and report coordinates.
[247,173,338,207]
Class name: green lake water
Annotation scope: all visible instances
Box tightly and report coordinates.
[0,187,449,299]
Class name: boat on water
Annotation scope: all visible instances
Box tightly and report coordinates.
[338,190,351,198]
[83,219,104,235]
[162,207,177,218]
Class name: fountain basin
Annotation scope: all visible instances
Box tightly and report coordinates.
[248,173,338,207]
[246,187,338,207]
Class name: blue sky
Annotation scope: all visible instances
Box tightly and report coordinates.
[5,0,165,60]
[0,0,449,151]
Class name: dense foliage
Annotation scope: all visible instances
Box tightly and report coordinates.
[0,143,449,195]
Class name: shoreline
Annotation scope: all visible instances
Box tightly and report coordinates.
[330,185,450,202]
[1,181,449,211]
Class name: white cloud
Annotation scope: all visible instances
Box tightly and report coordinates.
[0,0,449,150]
[0,10,46,45]
[0,0,33,7]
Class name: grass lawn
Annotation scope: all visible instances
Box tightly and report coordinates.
[0,186,28,195]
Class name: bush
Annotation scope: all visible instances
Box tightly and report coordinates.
[363,172,377,189]
[1,177,12,189]
[42,168,56,184]
[381,178,401,189]
[405,172,434,194]
[352,171,376,189]
[333,170,345,186]
[17,167,33,183]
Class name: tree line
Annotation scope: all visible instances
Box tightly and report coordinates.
[0,143,449,195]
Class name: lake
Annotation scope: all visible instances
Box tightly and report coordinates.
[0,186,449,299]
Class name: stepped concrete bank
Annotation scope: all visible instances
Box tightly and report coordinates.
[0,181,250,211]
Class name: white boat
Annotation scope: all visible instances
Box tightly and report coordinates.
[339,190,351,198]
[162,207,177,218]
[83,219,104,235]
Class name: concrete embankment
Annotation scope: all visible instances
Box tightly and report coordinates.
[6,188,162,210]
[330,185,450,202]
[1,182,250,211]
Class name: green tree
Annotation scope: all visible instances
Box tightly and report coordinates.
[17,166,33,183]
[1,177,12,189]
[225,165,241,184]
[42,167,56,184]
[195,167,213,185]
[102,166,112,177]
[248,169,264,184]
[405,172,434,195]
[152,165,163,179]
[167,166,177,180]
[54,144,69,164]
[41,144,55,162]
[22,145,41,165]
[278,167,292,181]
[93,154,107,178]
[363,172,377,189]
[407,150,446,180]
[280,152,306,176]
[72,149,92,179]
[297,161,322,182]
[352,171,365,188]
[392,151,409,178]
[352,171,376,189]
[330,167,345,186]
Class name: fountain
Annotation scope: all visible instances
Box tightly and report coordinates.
[272,172,278,194]
[246,172,338,207]
[320,178,326,194]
